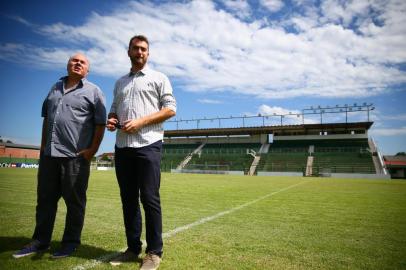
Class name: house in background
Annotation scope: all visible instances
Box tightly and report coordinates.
[0,142,40,164]
[384,155,406,179]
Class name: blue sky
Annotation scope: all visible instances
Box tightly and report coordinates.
[0,0,405,155]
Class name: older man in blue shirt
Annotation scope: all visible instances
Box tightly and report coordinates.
[13,53,106,259]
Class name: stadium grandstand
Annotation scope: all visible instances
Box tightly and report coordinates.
[162,103,391,179]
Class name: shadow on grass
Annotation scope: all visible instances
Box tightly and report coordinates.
[0,236,121,261]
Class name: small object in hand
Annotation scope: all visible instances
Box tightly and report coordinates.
[115,122,123,129]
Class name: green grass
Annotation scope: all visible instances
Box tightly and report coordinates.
[0,168,405,269]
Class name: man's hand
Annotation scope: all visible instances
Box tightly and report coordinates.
[106,113,119,131]
[121,118,145,133]
[79,124,104,162]
[77,148,96,162]
[109,108,175,134]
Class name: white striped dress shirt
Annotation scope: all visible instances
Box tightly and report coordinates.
[110,66,176,148]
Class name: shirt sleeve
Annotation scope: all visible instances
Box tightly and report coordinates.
[41,98,48,118]
[41,85,54,118]
[160,74,177,113]
[109,81,118,115]
[94,87,107,125]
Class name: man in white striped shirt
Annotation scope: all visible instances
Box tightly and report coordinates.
[106,35,176,270]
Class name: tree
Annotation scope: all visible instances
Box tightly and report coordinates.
[100,154,111,161]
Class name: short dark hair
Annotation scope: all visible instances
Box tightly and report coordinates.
[128,35,149,50]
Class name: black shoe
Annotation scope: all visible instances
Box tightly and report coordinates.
[51,244,77,259]
[109,249,139,266]
[13,240,49,258]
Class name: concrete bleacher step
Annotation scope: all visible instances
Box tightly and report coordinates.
[368,138,385,174]
[248,155,261,176]
[305,156,314,176]
[176,143,206,170]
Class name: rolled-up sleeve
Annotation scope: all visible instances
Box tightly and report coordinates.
[160,75,177,113]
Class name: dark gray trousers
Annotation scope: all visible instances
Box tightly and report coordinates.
[33,155,90,246]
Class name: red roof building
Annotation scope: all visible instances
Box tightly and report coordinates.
[384,155,406,179]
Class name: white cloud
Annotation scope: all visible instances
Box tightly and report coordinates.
[6,15,34,27]
[223,0,252,19]
[258,105,300,115]
[0,43,73,68]
[371,126,406,136]
[1,0,406,99]
[257,104,374,125]
[259,0,284,12]
[367,109,406,127]
[197,99,223,104]
[320,0,367,26]
[257,105,305,125]
[379,114,406,121]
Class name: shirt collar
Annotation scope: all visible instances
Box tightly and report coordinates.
[128,65,150,77]
[59,76,86,87]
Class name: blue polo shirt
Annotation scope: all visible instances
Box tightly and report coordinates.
[42,76,106,157]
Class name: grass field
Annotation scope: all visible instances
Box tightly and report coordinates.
[0,168,405,270]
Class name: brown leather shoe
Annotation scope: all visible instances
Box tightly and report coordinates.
[140,253,161,270]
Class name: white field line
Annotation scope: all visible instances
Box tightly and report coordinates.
[72,181,307,270]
